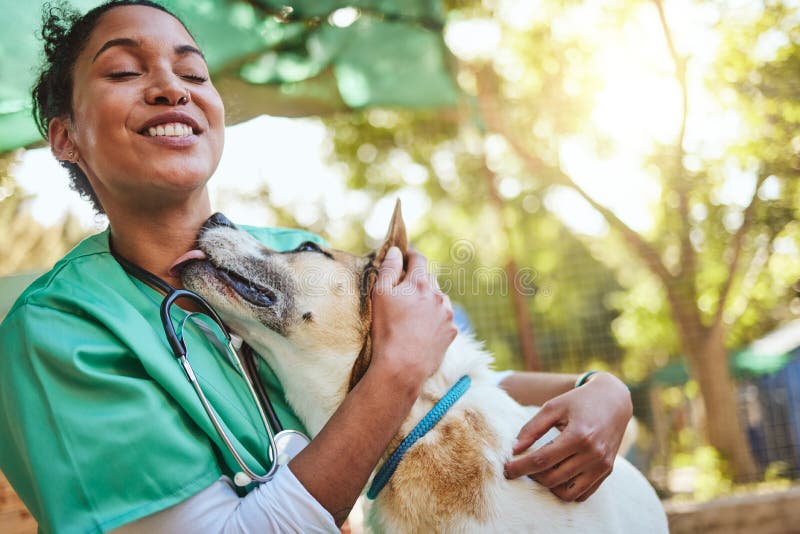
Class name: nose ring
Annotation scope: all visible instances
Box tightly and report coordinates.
[178,91,190,105]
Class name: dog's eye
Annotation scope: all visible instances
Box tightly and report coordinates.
[295,241,323,253]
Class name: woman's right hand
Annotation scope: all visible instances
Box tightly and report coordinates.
[369,246,457,392]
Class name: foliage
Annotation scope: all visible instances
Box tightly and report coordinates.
[318,103,628,374]
[313,0,797,372]
[671,445,733,502]
[667,448,795,503]
[707,1,800,347]
[305,0,800,480]
[0,151,88,276]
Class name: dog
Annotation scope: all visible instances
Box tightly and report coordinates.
[178,202,668,533]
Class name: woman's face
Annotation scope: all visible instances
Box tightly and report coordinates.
[62,5,225,211]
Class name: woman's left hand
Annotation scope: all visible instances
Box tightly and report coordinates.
[503,372,633,502]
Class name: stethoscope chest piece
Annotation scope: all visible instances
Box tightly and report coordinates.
[233,430,310,487]
[274,429,311,466]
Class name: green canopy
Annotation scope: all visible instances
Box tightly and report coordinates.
[0,0,458,152]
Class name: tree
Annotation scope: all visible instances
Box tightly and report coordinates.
[473,0,800,480]
[312,0,800,482]
[0,151,88,276]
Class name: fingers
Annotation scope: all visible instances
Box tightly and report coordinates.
[379,248,446,298]
[576,470,610,502]
[501,375,627,501]
[403,249,428,289]
[528,452,587,489]
[512,403,564,456]
[550,465,611,502]
[375,246,402,293]
[504,434,575,479]
[506,436,614,502]
[429,272,441,294]
[368,246,456,385]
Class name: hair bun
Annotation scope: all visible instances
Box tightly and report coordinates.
[40,3,81,63]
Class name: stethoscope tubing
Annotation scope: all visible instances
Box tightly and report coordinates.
[241,344,283,432]
[110,249,290,485]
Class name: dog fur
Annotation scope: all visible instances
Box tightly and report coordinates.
[180,205,668,533]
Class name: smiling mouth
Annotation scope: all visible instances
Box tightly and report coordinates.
[139,122,197,138]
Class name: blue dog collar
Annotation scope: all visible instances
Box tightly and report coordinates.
[367,375,472,500]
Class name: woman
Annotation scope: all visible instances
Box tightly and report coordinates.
[0,1,633,532]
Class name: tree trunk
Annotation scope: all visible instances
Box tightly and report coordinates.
[477,157,541,372]
[505,259,540,371]
[675,314,759,481]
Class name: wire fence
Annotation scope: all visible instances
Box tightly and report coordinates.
[447,268,800,494]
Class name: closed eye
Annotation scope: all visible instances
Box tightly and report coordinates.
[293,241,333,258]
[107,71,140,79]
[182,73,208,83]
[295,241,322,253]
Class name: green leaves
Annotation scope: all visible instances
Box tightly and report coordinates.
[0,0,458,151]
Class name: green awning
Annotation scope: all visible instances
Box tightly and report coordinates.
[729,347,797,378]
[0,0,458,152]
[650,361,691,388]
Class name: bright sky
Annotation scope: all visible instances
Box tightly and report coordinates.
[13,115,432,242]
[10,0,771,241]
[13,116,345,230]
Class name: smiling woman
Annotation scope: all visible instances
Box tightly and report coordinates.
[34,1,197,213]
[0,1,637,532]
[43,5,224,220]
[0,2,462,532]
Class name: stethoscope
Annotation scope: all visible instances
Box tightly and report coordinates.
[111,249,310,487]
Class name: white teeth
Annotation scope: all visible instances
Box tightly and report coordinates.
[145,122,194,137]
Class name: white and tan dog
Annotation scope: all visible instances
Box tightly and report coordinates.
[179,204,668,533]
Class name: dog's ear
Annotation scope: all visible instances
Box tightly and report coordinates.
[348,199,408,392]
[371,199,408,270]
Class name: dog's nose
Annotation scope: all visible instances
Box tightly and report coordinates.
[206,212,236,229]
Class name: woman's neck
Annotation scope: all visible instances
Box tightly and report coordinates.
[108,192,212,290]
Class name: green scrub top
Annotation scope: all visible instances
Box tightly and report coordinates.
[0,225,326,534]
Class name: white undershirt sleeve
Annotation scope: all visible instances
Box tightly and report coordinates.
[491,369,514,386]
[112,466,338,534]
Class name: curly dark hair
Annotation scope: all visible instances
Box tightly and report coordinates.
[31,1,190,214]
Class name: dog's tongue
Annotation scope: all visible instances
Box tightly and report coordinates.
[168,249,207,277]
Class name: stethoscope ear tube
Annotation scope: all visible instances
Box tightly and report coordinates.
[160,291,188,358]
[160,289,231,359]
